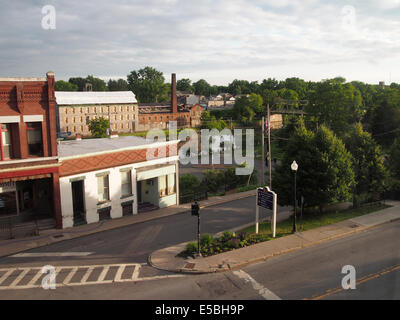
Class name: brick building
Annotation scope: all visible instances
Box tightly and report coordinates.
[55,91,139,137]
[137,74,204,131]
[0,72,62,228]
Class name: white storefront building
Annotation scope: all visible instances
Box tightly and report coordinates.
[58,135,179,228]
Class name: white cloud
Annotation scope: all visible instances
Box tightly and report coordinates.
[0,0,399,84]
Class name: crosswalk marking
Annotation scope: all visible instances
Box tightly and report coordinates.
[0,263,184,290]
[28,270,44,287]
[10,269,30,287]
[97,266,110,282]
[0,269,15,285]
[81,267,94,283]
[114,265,126,282]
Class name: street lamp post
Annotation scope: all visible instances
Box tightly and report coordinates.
[291,160,298,233]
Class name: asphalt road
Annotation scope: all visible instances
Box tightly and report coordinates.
[0,196,286,267]
[1,218,398,300]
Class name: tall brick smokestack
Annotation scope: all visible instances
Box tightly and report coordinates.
[171,73,177,114]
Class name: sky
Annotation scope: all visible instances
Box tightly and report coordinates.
[1,0,400,85]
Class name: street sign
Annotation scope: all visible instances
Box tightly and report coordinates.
[255,186,278,238]
[257,188,274,210]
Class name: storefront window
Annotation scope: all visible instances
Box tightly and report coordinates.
[26,122,43,156]
[0,192,17,217]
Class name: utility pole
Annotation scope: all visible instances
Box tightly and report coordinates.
[261,116,265,185]
[267,104,272,189]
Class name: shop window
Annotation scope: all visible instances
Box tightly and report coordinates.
[26,122,43,156]
[0,191,17,217]
[121,170,132,197]
[159,175,167,197]
[97,174,110,202]
[168,173,176,194]
[0,124,13,160]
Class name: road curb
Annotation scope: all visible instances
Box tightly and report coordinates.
[0,190,257,258]
[148,214,400,275]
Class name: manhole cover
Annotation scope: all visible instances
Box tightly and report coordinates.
[53,234,64,238]
[184,263,195,269]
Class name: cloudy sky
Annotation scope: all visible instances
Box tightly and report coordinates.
[1,0,400,85]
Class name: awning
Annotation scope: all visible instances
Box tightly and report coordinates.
[0,173,52,183]
[136,164,176,181]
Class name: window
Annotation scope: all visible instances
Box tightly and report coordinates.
[121,170,132,197]
[97,174,110,202]
[0,191,17,217]
[159,175,167,197]
[26,122,43,156]
[168,173,175,194]
[159,174,176,197]
[0,124,13,160]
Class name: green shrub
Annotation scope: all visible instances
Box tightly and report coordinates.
[200,234,214,247]
[185,242,198,254]
[228,238,240,249]
[221,231,234,241]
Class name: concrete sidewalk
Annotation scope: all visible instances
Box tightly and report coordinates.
[149,200,400,274]
[0,189,257,258]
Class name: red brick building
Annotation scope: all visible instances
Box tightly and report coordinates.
[137,74,204,131]
[0,72,62,228]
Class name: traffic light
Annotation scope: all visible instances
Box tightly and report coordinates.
[191,202,199,216]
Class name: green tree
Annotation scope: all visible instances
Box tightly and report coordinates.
[86,75,107,91]
[273,119,355,212]
[55,80,78,91]
[107,79,129,91]
[370,88,400,147]
[233,94,263,125]
[127,66,167,103]
[68,77,86,91]
[177,78,193,92]
[88,117,109,138]
[68,76,107,91]
[344,123,388,207]
[307,79,363,136]
[179,174,200,195]
[193,79,212,96]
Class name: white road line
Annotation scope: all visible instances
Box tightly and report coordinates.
[132,265,141,280]
[0,269,15,285]
[81,267,94,283]
[63,267,78,285]
[97,266,110,282]
[9,269,30,287]
[233,270,282,300]
[11,252,93,258]
[28,270,44,287]
[114,264,126,282]
[0,263,182,290]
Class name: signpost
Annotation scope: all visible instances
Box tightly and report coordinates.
[256,187,278,237]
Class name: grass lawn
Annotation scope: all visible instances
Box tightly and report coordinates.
[240,203,392,240]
